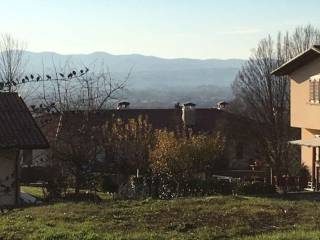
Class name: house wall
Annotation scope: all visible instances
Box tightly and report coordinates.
[300,129,320,174]
[289,57,320,180]
[0,149,18,207]
[290,57,320,129]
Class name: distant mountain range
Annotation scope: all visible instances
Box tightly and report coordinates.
[22,51,246,107]
[24,51,246,89]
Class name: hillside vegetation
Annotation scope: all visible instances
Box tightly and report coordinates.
[2,194,320,240]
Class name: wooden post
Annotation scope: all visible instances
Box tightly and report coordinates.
[312,147,316,191]
[317,146,320,191]
[317,166,320,191]
[14,149,20,206]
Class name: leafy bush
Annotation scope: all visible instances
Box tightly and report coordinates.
[100,174,119,194]
[103,174,276,199]
[152,175,234,199]
[63,192,102,203]
[103,115,154,176]
[180,178,234,196]
[235,181,276,195]
[150,130,226,184]
[117,176,150,199]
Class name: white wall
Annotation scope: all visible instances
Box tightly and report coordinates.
[0,149,18,207]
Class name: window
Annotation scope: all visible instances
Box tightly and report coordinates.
[22,149,33,166]
[310,78,320,103]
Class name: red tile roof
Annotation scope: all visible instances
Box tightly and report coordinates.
[56,108,242,139]
[0,93,49,149]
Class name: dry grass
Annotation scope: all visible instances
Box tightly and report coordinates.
[1,192,320,239]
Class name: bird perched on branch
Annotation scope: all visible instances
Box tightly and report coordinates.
[46,75,51,79]
[59,73,64,78]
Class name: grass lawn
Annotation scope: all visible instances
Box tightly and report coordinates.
[20,186,111,201]
[2,192,320,240]
[21,186,46,199]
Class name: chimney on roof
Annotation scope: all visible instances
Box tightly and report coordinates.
[217,101,229,110]
[117,101,130,110]
[182,102,196,127]
[174,102,182,109]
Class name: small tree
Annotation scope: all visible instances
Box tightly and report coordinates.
[48,67,128,195]
[150,130,226,188]
[103,115,154,178]
[27,65,128,196]
[53,112,102,195]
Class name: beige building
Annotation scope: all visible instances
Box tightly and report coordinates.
[273,45,320,190]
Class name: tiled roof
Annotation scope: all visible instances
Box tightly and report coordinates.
[272,45,320,76]
[56,108,245,140]
[35,113,61,143]
[0,93,49,149]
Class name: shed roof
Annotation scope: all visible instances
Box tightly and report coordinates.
[0,93,49,149]
[272,45,320,76]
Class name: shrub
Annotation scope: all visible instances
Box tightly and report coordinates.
[103,115,154,176]
[63,192,102,203]
[100,174,119,194]
[150,130,227,186]
[179,178,234,196]
[152,175,234,199]
[117,176,150,199]
[235,181,276,195]
[117,175,276,199]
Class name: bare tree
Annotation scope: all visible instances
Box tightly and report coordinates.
[30,63,129,195]
[233,25,320,178]
[33,64,129,113]
[289,25,320,57]
[0,34,26,92]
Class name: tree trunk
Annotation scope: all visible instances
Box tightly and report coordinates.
[75,169,81,195]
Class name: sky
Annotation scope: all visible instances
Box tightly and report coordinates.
[0,0,320,59]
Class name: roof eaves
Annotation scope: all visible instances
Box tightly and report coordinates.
[18,96,50,149]
[271,46,320,76]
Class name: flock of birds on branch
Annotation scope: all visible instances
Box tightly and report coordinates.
[0,67,89,90]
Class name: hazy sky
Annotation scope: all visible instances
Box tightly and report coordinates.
[1,0,319,59]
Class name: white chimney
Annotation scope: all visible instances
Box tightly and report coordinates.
[217,101,229,110]
[182,102,196,127]
[117,101,130,110]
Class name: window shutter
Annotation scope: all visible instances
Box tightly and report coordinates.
[310,80,315,102]
[315,80,319,103]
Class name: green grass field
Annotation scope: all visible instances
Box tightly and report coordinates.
[3,189,320,239]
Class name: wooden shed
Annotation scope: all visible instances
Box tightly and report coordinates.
[0,93,48,207]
